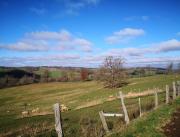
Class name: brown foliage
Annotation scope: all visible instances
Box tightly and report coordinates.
[81,68,89,81]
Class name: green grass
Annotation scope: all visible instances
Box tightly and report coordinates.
[34,68,62,78]
[110,97,180,137]
[49,70,62,78]
[0,74,179,136]
[34,68,78,78]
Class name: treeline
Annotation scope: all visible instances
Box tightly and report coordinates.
[40,68,94,82]
[129,62,180,77]
[0,69,40,88]
[0,60,179,89]
[0,68,94,88]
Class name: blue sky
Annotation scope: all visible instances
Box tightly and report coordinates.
[0,0,180,67]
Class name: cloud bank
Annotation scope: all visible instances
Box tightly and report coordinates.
[105,28,145,44]
[0,29,93,52]
[1,27,180,67]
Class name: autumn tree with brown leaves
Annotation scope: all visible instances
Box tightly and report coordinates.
[81,68,88,81]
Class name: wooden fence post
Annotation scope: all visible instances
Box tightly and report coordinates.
[138,98,142,117]
[166,85,169,104]
[53,103,63,137]
[119,91,130,124]
[99,111,110,134]
[154,89,158,109]
[173,81,176,99]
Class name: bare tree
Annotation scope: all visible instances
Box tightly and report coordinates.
[177,62,180,74]
[97,56,127,88]
[41,69,50,82]
[167,62,173,74]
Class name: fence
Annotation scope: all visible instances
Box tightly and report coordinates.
[98,81,180,135]
[53,81,180,137]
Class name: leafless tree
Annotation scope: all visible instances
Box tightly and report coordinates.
[96,56,127,88]
[177,62,180,74]
[41,69,50,82]
[167,62,173,74]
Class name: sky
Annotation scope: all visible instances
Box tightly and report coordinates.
[0,0,180,67]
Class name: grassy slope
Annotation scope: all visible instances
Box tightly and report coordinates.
[0,74,180,136]
[0,74,179,111]
[110,97,180,137]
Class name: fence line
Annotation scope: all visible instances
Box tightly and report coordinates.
[119,91,130,125]
[99,111,110,134]
[154,88,158,109]
[53,103,64,137]
[98,81,180,135]
[166,85,169,104]
[138,98,142,117]
[173,82,176,99]
[177,81,180,96]
[53,81,180,137]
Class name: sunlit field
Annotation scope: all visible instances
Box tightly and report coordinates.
[0,74,179,137]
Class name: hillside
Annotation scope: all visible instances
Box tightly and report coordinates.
[0,74,179,137]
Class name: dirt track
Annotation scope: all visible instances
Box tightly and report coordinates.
[163,108,180,137]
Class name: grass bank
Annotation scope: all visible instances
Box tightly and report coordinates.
[110,97,180,137]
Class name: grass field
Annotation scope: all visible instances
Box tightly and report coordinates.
[34,68,79,78]
[0,74,180,137]
[34,68,62,78]
[110,98,180,137]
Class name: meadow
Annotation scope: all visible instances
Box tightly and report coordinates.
[0,74,180,137]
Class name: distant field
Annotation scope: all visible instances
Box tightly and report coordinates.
[34,68,79,78]
[34,68,62,78]
[0,74,179,137]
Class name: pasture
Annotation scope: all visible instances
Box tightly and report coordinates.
[0,74,180,137]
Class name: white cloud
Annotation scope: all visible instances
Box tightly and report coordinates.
[105,48,145,57]
[1,54,180,68]
[103,39,180,57]
[0,42,48,51]
[73,38,93,52]
[0,54,81,67]
[105,28,145,44]
[128,56,180,66]
[0,29,93,52]
[154,39,180,52]
[26,30,72,41]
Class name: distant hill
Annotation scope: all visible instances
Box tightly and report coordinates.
[0,66,170,88]
[0,69,40,79]
[0,68,41,88]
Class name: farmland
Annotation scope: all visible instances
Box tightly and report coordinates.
[1,0,180,136]
[0,74,180,137]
